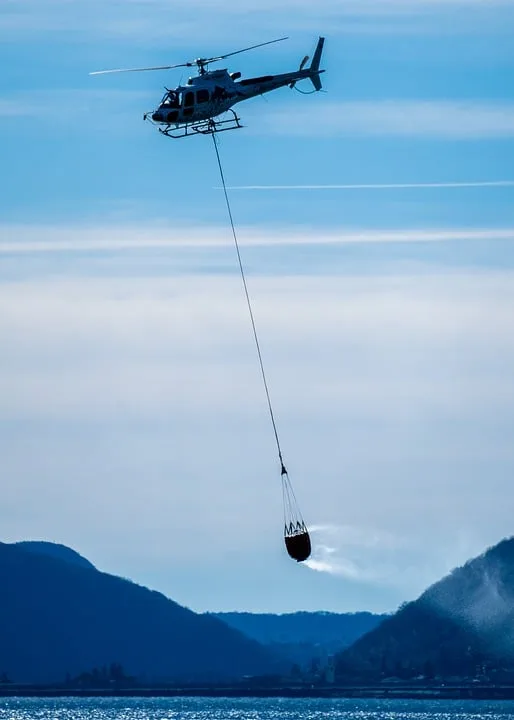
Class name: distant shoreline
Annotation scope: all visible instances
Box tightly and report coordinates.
[3,686,514,700]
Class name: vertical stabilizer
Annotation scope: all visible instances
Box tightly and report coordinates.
[309,37,325,91]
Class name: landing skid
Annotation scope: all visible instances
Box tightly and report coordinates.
[151,110,243,139]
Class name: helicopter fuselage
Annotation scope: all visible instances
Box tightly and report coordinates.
[149,65,323,127]
[92,36,325,137]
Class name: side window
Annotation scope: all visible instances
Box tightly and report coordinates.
[184,92,194,107]
[197,89,209,104]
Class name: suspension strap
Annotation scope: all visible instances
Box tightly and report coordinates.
[211,131,285,470]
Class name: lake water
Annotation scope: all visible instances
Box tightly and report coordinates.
[2,697,514,720]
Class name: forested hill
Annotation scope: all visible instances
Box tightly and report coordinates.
[0,541,280,685]
[213,611,387,667]
[336,537,514,681]
[14,540,96,570]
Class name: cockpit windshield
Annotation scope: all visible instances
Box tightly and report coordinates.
[161,90,180,108]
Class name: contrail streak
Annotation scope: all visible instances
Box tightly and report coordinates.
[220,180,514,191]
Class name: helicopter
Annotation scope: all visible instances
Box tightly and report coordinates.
[90,36,325,139]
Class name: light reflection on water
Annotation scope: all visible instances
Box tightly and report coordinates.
[3,698,514,720]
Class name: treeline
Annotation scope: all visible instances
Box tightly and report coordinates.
[65,662,136,688]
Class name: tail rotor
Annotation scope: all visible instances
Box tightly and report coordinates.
[289,55,310,88]
[289,37,325,92]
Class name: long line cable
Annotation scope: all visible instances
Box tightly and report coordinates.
[211,130,309,547]
[211,131,286,472]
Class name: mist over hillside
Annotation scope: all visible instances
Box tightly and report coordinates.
[336,537,514,682]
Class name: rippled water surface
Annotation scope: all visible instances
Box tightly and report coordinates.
[2,698,514,720]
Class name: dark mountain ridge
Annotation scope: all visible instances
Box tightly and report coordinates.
[14,541,96,571]
[0,541,280,684]
[212,611,387,667]
[336,537,514,681]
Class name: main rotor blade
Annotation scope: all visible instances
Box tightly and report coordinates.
[89,62,191,76]
[207,36,289,64]
[90,36,288,76]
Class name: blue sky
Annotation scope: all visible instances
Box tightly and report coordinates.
[1,0,514,614]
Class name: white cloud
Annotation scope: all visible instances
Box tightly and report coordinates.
[4,92,514,142]
[263,100,514,139]
[1,265,514,609]
[0,99,26,117]
[1,271,513,437]
[1,223,514,253]
[223,181,514,191]
[2,0,513,40]
[0,89,154,132]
